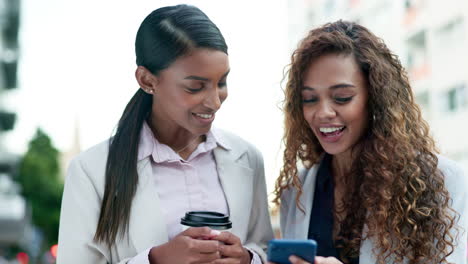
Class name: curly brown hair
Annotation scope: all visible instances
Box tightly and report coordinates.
[274,20,459,264]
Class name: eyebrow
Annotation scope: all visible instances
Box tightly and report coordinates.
[184,70,231,82]
[302,83,356,91]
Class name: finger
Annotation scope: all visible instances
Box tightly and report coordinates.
[315,256,325,264]
[211,257,237,264]
[213,231,240,245]
[192,239,220,253]
[183,227,220,239]
[289,255,310,264]
[314,256,342,264]
[196,251,221,263]
[218,243,244,258]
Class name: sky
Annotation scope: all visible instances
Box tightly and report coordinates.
[8,0,291,191]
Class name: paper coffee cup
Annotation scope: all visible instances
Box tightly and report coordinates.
[181,211,232,231]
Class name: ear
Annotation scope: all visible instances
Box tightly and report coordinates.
[135,66,158,94]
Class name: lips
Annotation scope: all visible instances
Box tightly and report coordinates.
[192,112,215,124]
[317,126,346,143]
[319,126,345,136]
[194,113,213,119]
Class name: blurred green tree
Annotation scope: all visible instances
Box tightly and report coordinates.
[17,128,63,247]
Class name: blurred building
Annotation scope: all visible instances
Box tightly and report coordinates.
[0,0,31,253]
[287,0,468,173]
[59,118,82,180]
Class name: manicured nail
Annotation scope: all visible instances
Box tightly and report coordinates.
[289,255,298,263]
[210,230,221,236]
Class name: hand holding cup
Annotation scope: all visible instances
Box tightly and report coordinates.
[148,226,220,264]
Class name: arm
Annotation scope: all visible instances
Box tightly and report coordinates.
[57,157,144,264]
[244,147,275,261]
[58,157,221,264]
[57,157,110,264]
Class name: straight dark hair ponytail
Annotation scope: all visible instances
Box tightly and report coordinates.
[94,4,227,248]
[94,89,151,245]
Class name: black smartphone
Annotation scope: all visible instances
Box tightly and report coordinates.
[267,239,317,264]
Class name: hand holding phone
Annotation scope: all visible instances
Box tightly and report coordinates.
[267,239,317,264]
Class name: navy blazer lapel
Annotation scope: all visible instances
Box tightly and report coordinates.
[129,158,169,253]
[213,146,254,241]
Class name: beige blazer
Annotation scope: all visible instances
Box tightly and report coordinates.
[57,130,274,264]
[280,155,468,263]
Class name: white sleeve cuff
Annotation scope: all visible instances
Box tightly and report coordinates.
[245,247,263,264]
[127,247,152,264]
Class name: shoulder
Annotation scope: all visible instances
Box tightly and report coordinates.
[437,155,467,191]
[437,155,468,218]
[437,155,465,179]
[66,139,110,194]
[72,139,110,170]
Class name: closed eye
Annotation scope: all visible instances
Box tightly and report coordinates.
[187,88,202,93]
[334,96,353,103]
[302,97,318,103]
[186,83,205,93]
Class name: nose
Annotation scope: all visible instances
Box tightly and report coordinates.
[316,101,336,121]
[203,88,223,111]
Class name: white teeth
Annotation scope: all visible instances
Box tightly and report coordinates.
[319,126,344,133]
[195,113,213,119]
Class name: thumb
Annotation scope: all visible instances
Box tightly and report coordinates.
[182,227,220,239]
[314,256,325,263]
[289,255,309,264]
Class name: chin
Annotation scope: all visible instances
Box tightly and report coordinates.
[194,125,212,135]
[321,145,349,156]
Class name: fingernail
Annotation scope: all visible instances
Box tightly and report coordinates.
[210,230,221,236]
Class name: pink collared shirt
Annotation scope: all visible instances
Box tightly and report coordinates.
[129,122,262,264]
[138,121,230,240]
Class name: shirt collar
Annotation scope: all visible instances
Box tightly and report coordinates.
[137,121,231,163]
[209,128,231,151]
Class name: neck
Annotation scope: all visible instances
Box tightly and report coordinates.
[147,114,202,154]
[331,148,357,184]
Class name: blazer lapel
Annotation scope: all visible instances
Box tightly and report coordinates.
[129,158,169,253]
[296,164,377,263]
[213,147,254,241]
[294,166,319,239]
[358,225,378,263]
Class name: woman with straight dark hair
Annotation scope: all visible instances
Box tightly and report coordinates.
[272,21,467,264]
[57,5,273,264]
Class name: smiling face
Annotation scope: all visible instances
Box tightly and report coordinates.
[147,48,229,137]
[301,53,369,157]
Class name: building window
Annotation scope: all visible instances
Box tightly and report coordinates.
[405,0,426,10]
[0,111,16,131]
[405,0,413,9]
[443,83,467,112]
[406,31,429,80]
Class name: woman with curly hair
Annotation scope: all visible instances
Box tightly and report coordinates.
[272,21,467,264]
